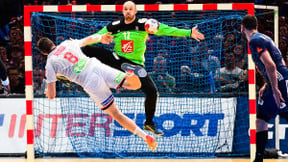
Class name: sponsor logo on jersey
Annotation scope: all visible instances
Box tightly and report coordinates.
[73,58,87,74]
[121,40,134,53]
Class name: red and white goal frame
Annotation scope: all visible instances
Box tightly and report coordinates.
[24,3,255,160]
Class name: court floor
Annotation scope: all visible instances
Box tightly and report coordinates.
[0,159,288,162]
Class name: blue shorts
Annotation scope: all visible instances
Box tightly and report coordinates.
[257,80,288,122]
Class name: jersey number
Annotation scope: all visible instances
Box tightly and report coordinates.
[123,31,130,40]
[64,52,78,64]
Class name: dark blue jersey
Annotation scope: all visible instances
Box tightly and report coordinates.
[249,32,288,83]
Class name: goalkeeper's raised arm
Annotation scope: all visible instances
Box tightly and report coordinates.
[155,23,204,42]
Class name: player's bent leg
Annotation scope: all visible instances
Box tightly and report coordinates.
[104,102,157,151]
[122,73,141,90]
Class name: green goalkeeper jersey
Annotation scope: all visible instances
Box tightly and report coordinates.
[92,18,191,65]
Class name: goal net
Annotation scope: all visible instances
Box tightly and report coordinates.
[26,4,253,158]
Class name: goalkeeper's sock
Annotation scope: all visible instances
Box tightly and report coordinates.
[133,127,148,140]
[254,130,268,162]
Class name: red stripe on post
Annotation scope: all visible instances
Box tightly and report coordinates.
[58,5,72,12]
[144,4,159,11]
[24,7,31,27]
[203,4,217,10]
[115,5,123,11]
[174,4,188,11]
[25,71,33,86]
[24,6,43,26]
[27,129,34,144]
[250,129,256,144]
[249,99,256,114]
[86,5,101,11]
[248,69,255,84]
[248,47,251,55]
[26,100,33,115]
[232,3,254,15]
[25,41,32,56]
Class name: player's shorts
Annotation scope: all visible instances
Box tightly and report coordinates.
[257,79,288,122]
[82,60,126,110]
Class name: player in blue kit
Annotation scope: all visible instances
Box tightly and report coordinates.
[241,15,288,162]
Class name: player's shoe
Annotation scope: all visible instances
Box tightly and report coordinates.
[56,75,71,87]
[144,135,157,151]
[121,63,147,78]
[253,155,263,162]
[144,121,164,136]
[253,159,263,162]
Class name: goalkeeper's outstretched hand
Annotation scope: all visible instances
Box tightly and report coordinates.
[100,32,114,44]
[191,25,205,41]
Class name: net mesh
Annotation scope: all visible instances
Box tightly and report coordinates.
[31,10,249,158]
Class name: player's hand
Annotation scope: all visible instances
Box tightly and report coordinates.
[191,25,205,42]
[273,88,285,109]
[100,32,114,44]
[3,85,10,96]
[258,84,266,101]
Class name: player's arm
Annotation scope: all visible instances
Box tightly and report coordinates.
[46,82,56,99]
[45,62,57,99]
[259,51,278,89]
[81,26,114,46]
[155,23,204,41]
[259,50,284,107]
[80,31,113,47]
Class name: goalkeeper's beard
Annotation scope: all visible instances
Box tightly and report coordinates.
[125,15,135,22]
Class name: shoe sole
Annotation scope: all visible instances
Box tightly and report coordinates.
[144,125,164,136]
[121,63,147,78]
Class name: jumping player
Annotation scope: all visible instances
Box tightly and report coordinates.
[81,1,205,136]
[37,35,157,151]
[241,14,288,162]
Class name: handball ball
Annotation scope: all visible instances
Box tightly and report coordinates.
[145,19,159,34]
